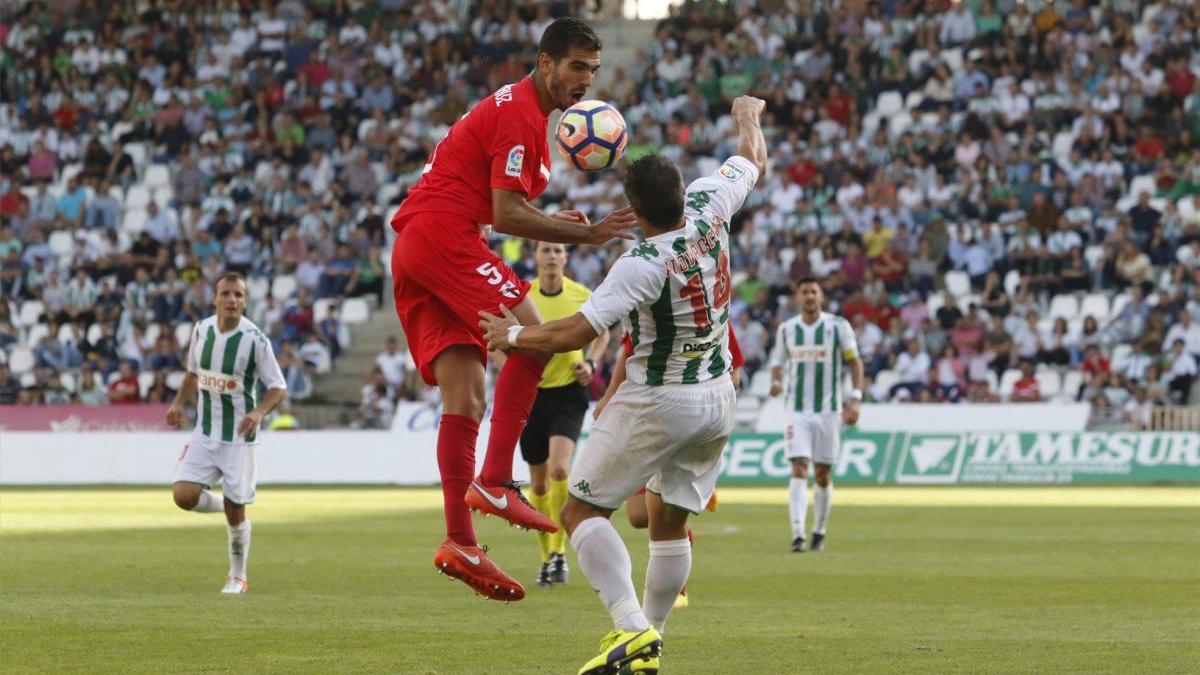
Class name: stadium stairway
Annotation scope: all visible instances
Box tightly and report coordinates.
[589,18,656,87]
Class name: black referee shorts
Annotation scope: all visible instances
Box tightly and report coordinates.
[519,382,589,465]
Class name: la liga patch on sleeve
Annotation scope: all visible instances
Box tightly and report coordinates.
[719,161,744,181]
[505,145,525,177]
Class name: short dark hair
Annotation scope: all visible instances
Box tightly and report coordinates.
[624,154,683,231]
[538,17,602,60]
[796,276,821,288]
[216,271,246,289]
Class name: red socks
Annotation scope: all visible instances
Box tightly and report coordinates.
[438,414,480,547]
[479,350,544,485]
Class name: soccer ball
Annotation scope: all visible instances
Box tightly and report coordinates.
[555,100,628,171]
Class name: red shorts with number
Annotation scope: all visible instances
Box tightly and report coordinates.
[391,212,530,385]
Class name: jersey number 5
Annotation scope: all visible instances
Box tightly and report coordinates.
[679,251,730,335]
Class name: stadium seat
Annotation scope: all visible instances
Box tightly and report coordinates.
[926,291,945,317]
[313,298,335,323]
[341,297,370,324]
[58,371,75,393]
[59,163,83,185]
[376,182,400,206]
[19,372,36,388]
[138,371,155,399]
[110,120,134,142]
[748,369,772,398]
[1110,292,1131,318]
[246,276,270,302]
[18,300,44,326]
[944,271,971,298]
[942,47,963,73]
[7,346,34,375]
[907,49,929,75]
[1052,132,1075,162]
[357,118,378,140]
[876,91,903,117]
[144,164,171,190]
[1083,245,1104,269]
[152,186,175,208]
[1129,174,1157,200]
[166,370,186,390]
[48,231,75,259]
[1048,294,1079,321]
[1079,293,1109,320]
[175,322,193,347]
[1111,344,1134,372]
[998,368,1022,400]
[1061,370,1084,399]
[873,369,900,400]
[1003,269,1021,296]
[272,275,297,301]
[145,323,161,344]
[25,323,48,346]
[904,90,924,110]
[56,323,74,342]
[779,247,796,270]
[370,162,389,185]
[106,370,121,386]
[887,111,913,140]
[123,209,148,234]
[126,185,151,209]
[86,323,103,344]
[1036,370,1061,398]
[123,142,147,171]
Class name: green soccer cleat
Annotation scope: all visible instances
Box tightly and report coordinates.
[617,654,661,675]
[578,628,663,675]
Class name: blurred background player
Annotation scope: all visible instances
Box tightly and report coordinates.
[166,272,287,594]
[601,326,745,608]
[519,240,609,587]
[388,17,638,601]
[768,279,864,553]
[480,95,767,675]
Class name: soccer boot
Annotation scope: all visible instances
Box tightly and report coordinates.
[810,532,826,552]
[578,628,663,675]
[549,552,569,585]
[433,538,525,601]
[537,561,553,587]
[465,479,558,533]
[617,654,661,675]
[673,585,688,609]
[220,576,248,594]
[791,536,806,553]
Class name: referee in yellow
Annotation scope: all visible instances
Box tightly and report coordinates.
[520,240,609,587]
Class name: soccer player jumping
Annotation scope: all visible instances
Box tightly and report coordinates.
[389,18,637,601]
[481,96,767,674]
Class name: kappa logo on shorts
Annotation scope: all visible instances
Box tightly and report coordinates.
[505,145,525,177]
[574,479,592,496]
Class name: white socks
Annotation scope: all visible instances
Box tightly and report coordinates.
[570,517,650,632]
[788,477,808,540]
[813,484,833,535]
[227,519,252,580]
[643,538,691,633]
[193,489,225,513]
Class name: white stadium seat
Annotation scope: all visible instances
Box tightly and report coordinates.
[246,276,270,302]
[25,323,48,346]
[876,91,903,117]
[123,209,148,234]
[1079,293,1110,321]
[145,323,161,344]
[143,164,171,190]
[126,185,151,209]
[175,322,194,347]
[138,371,155,399]
[86,323,103,344]
[1048,294,1079,321]
[1036,370,1061,398]
[48,230,76,259]
[7,346,34,375]
[272,275,297,301]
[1061,370,1084,399]
[19,372,36,388]
[998,368,1022,400]
[944,271,971,298]
[873,369,900,400]
[749,369,772,398]
[166,370,186,390]
[58,371,76,393]
[313,298,334,323]
[926,291,945,317]
[1110,292,1131,319]
[341,297,370,324]
[1111,344,1134,372]
[19,300,44,326]
[152,186,175,208]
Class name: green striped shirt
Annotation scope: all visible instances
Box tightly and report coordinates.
[768,312,859,414]
[188,316,286,442]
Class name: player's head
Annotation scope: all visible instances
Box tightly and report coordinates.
[533,240,568,276]
[213,271,247,321]
[536,17,602,109]
[795,276,824,314]
[624,154,684,233]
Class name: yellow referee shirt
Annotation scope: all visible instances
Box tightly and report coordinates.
[530,276,592,388]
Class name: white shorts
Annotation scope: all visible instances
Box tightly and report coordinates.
[569,375,735,514]
[787,412,841,465]
[173,434,258,505]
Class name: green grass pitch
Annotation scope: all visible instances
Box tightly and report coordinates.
[1,487,1198,674]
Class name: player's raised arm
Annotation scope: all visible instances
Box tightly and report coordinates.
[731,95,768,179]
[492,190,638,245]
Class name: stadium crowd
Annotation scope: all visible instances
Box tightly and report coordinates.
[1,0,1199,430]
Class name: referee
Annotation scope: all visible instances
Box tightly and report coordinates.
[519,240,609,587]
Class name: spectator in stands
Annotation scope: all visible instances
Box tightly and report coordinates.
[891,338,930,400]
[1165,339,1197,405]
[1010,361,1042,403]
[375,336,410,395]
[106,361,140,404]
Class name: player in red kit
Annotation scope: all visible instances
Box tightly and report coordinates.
[390,17,638,601]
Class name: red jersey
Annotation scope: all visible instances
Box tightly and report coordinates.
[393,77,551,230]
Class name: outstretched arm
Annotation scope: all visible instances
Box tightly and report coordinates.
[732,95,768,180]
[492,190,638,245]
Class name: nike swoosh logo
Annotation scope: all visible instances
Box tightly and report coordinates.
[474,482,508,510]
[449,544,481,565]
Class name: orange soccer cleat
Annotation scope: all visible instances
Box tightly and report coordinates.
[465,479,558,533]
[433,538,525,601]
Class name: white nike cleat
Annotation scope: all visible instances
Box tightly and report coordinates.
[221,576,248,594]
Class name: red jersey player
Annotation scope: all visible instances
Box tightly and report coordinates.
[390,17,638,601]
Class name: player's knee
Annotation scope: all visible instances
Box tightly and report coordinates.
[790,460,808,478]
[172,485,198,510]
[224,502,246,525]
[549,464,569,482]
[814,467,832,487]
[560,497,605,534]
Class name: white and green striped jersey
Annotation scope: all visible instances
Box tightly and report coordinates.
[187,315,287,443]
[580,156,759,386]
[768,312,859,413]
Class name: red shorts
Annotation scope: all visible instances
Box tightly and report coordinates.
[391,212,529,385]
